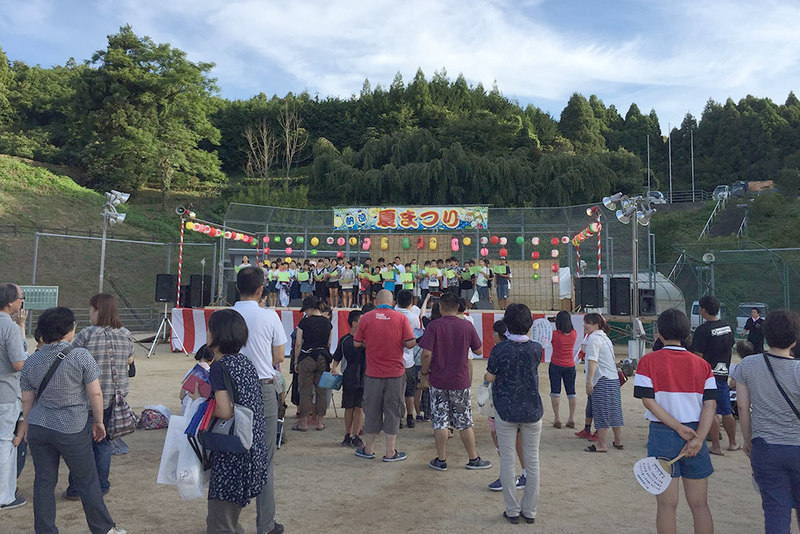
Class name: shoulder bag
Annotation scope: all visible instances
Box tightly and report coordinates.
[37,346,76,397]
[763,353,800,422]
[103,331,138,439]
[201,361,254,457]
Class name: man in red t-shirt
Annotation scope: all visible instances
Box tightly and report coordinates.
[353,290,416,462]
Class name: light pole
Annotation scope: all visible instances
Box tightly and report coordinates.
[601,192,656,361]
[99,190,130,293]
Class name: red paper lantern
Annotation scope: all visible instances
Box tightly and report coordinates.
[480,247,489,257]
[203,226,212,235]
[532,251,540,259]
[499,248,508,258]
[551,237,559,246]
[285,247,292,256]
[264,247,270,255]
[416,236,424,249]
[490,235,499,245]
[326,237,335,245]
[551,264,559,273]
[263,236,269,244]
[336,251,344,258]
[224,231,232,239]
[337,237,345,247]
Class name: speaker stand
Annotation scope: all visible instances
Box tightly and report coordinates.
[147,302,189,358]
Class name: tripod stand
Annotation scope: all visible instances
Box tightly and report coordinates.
[147,302,189,358]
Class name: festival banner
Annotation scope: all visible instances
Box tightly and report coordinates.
[333,206,488,231]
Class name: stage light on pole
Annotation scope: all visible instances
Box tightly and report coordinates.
[602,193,624,211]
[637,208,656,226]
[99,189,129,293]
[616,204,636,224]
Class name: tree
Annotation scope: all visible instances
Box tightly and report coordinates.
[70,25,224,205]
[558,93,606,153]
[243,117,279,179]
[278,99,308,176]
[0,47,11,126]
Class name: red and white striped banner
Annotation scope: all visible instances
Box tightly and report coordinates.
[170,308,585,362]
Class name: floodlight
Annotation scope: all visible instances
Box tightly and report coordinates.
[637,208,656,226]
[602,193,624,211]
[106,190,130,207]
[616,204,636,224]
[107,212,127,225]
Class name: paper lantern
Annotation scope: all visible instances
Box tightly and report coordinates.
[285,247,292,256]
[336,251,344,258]
[402,237,410,249]
[552,275,560,283]
[480,237,488,245]
[185,221,195,230]
[416,236,424,249]
[310,237,319,246]
[429,237,437,250]
[533,273,540,280]
[561,236,569,244]
[224,231,232,239]
[499,247,508,257]
[480,247,489,257]
[262,236,269,244]
[285,257,291,263]
[311,249,318,256]
[285,237,293,245]
[349,237,357,246]
[327,237,335,245]
[363,237,371,250]
[297,236,305,244]
[463,237,472,246]
[264,247,270,255]
[532,262,540,270]
[551,249,559,258]
[490,235,499,245]
[380,237,389,250]
[516,236,524,245]
[271,236,279,243]
[242,234,251,243]
[589,222,601,233]
[551,264,559,272]
[451,238,459,252]
[362,241,370,251]
[550,237,559,246]
[531,237,540,246]
[532,251,540,259]
[336,237,344,247]
[499,237,508,246]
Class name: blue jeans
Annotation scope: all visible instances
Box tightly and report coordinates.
[548,363,576,397]
[28,422,115,534]
[477,286,488,300]
[751,438,800,534]
[66,414,112,496]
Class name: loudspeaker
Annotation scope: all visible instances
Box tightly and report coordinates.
[609,277,632,316]
[575,277,603,308]
[179,286,191,308]
[190,274,212,308]
[639,288,657,316]
[155,274,177,303]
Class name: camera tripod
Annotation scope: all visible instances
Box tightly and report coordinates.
[147,302,189,358]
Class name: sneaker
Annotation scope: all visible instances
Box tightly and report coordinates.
[399,419,404,429]
[575,428,591,439]
[351,435,364,448]
[0,495,26,510]
[354,447,375,459]
[488,477,503,491]
[382,450,407,462]
[516,474,526,489]
[416,415,424,422]
[341,434,352,447]
[406,415,415,429]
[61,490,80,502]
[466,457,492,470]
[106,529,127,534]
[588,431,599,442]
[429,457,448,471]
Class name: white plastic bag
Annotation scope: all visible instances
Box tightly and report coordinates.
[176,438,207,500]
[156,415,187,486]
[476,382,494,417]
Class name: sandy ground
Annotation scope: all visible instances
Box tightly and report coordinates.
[6,340,795,534]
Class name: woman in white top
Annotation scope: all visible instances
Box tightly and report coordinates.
[583,313,623,452]
[476,259,490,302]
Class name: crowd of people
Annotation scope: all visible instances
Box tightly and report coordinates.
[240,254,514,310]
[1,274,799,533]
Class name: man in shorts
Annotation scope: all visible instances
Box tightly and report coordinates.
[353,290,416,462]
[418,293,490,471]
[634,308,716,534]
[331,310,365,448]
[691,295,739,455]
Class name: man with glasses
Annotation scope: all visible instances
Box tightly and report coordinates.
[0,283,27,510]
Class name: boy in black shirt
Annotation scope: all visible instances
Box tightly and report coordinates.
[743,308,765,353]
[331,310,366,448]
[690,295,740,455]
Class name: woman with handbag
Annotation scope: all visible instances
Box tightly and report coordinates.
[205,308,268,534]
[582,313,623,453]
[19,307,125,534]
[292,296,332,431]
[732,309,800,534]
[62,294,134,500]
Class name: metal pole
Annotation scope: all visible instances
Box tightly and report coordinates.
[631,221,640,356]
[668,123,673,203]
[165,243,172,274]
[32,232,40,284]
[646,134,651,195]
[99,212,108,293]
[211,241,218,301]
[691,130,696,202]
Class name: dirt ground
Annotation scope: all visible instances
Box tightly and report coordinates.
[6,340,793,534]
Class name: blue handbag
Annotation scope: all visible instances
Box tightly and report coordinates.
[318,371,343,390]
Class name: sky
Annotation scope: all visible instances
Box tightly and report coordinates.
[2,0,800,133]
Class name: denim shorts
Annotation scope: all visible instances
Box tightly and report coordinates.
[715,377,732,415]
[647,421,713,479]
[548,363,577,397]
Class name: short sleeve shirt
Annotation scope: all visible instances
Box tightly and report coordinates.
[418,316,482,390]
[354,307,413,379]
[550,330,577,367]
[395,306,421,369]
[298,315,332,350]
[333,333,366,389]
[232,301,289,380]
[20,341,101,433]
[584,330,617,384]
[0,312,26,403]
[487,340,543,423]
[691,319,734,372]
[72,326,134,409]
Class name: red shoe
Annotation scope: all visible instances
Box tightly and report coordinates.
[588,431,599,442]
[574,428,590,439]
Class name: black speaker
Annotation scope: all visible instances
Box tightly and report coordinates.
[179,285,191,308]
[609,277,632,316]
[155,274,177,302]
[639,288,657,316]
[575,277,603,308]
[190,274,212,308]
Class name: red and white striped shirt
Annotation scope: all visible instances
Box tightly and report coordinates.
[633,346,718,423]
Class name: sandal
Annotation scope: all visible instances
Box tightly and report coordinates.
[584,444,607,453]
[613,442,624,450]
[290,424,308,432]
[315,425,326,431]
[553,421,562,429]
[565,421,575,429]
